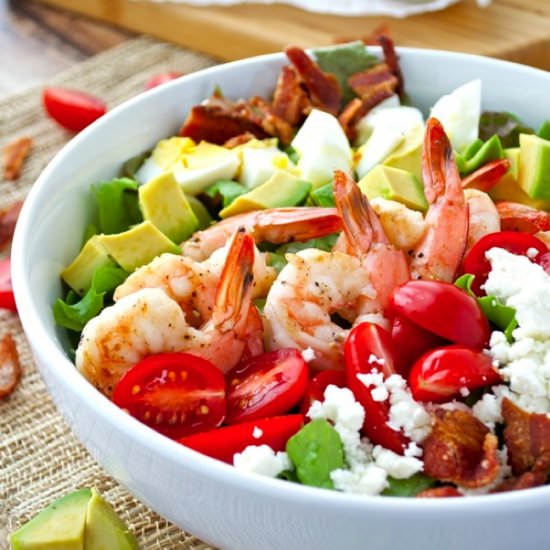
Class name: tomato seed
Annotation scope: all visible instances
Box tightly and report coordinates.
[155,413,163,424]
[181,371,188,381]
[168,371,176,382]
[199,404,209,415]
[131,384,141,395]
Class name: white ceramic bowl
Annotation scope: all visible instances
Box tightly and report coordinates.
[11,48,550,550]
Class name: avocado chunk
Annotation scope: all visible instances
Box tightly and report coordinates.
[186,194,213,230]
[98,220,181,272]
[84,489,137,550]
[518,133,550,199]
[10,488,92,550]
[138,171,199,242]
[382,124,423,181]
[490,147,550,209]
[61,236,114,296]
[219,170,311,218]
[358,165,428,212]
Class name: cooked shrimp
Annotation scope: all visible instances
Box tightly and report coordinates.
[464,188,500,253]
[76,230,262,396]
[410,117,468,281]
[496,201,550,234]
[181,206,342,261]
[333,170,410,315]
[264,249,374,370]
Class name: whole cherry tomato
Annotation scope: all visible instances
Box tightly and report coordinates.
[0,257,16,312]
[300,369,346,415]
[344,322,409,454]
[43,87,107,132]
[389,280,490,350]
[409,345,502,403]
[145,72,183,90]
[462,231,547,295]
[113,352,226,439]
[226,349,308,424]
[178,415,304,463]
[391,314,446,378]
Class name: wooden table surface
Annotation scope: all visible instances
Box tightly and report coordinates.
[0,0,132,99]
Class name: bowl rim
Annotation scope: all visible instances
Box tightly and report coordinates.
[11,45,550,514]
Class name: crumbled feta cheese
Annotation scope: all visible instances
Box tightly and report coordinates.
[372,445,423,479]
[459,387,470,397]
[233,445,291,477]
[526,247,539,259]
[301,347,316,363]
[472,389,506,429]
[331,463,388,495]
[485,248,550,414]
[368,353,386,366]
[371,385,389,402]
[252,426,263,439]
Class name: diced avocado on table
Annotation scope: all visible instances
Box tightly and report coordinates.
[10,488,137,550]
[98,220,181,272]
[518,133,550,199]
[138,171,199,242]
[219,170,311,218]
[358,165,428,212]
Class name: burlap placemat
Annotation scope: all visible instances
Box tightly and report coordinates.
[0,36,220,550]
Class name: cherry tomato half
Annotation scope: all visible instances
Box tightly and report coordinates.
[300,369,346,415]
[226,349,309,425]
[0,257,16,312]
[344,322,409,454]
[391,314,446,378]
[389,280,490,350]
[409,345,502,403]
[43,87,107,132]
[113,352,226,439]
[463,231,548,295]
[144,72,183,90]
[178,415,304,463]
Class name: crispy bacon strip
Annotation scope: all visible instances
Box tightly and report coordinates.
[179,102,269,145]
[348,64,398,98]
[3,137,33,181]
[378,35,404,97]
[422,408,501,489]
[223,132,256,148]
[492,471,548,493]
[248,96,295,145]
[0,333,21,398]
[272,65,310,126]
[495,201,550,234]
[284,46,342,116]
[502,397,550,476]
[0,200,23,253]
[461,159,511,192]
[416,486,463,498]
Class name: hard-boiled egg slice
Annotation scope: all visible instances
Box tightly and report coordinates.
[291,109,352,188]
[430,79,481,153]
[355,94,401,146]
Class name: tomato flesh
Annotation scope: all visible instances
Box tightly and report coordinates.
[179,415,304,463]
[145,72,183,90]
[113,352,226,439]
[226,348,308,424]
[300,369,346,415]
[43,87,107,132]
[409,345,502,403]
[0,257,16,311]
[389,280,490,350]
[344,322,409,454]
[462,231,548,295]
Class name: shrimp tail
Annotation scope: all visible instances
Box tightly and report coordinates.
[422,117,449,203]
[212,228,255,329]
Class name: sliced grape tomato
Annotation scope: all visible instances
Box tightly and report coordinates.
[179,414,304,463]
[0,257,16,311]
[389,280,490,350]
[226,348,309,424]
[462,231,547,295]
[300,369,346,415]
[409,345,502,403]
[113,352,226,439]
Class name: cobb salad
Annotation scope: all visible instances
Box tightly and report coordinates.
[54,39,550,498]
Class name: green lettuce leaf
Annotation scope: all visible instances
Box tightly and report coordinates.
[479,111,534,148]
[537,121,550,141]
[382,473,436,497]
[286,419,345,489]
[92,178,142,234]
[201,180,247,214]
[310,182,335,207]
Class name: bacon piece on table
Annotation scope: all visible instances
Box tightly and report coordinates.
[502,397,550,476]
[0,200,23,253]
[422,408,501,489]
[284,46,342,116]
[3,137,33,181]
[0,333,21,398]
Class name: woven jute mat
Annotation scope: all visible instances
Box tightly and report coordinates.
[0,36,220,550]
